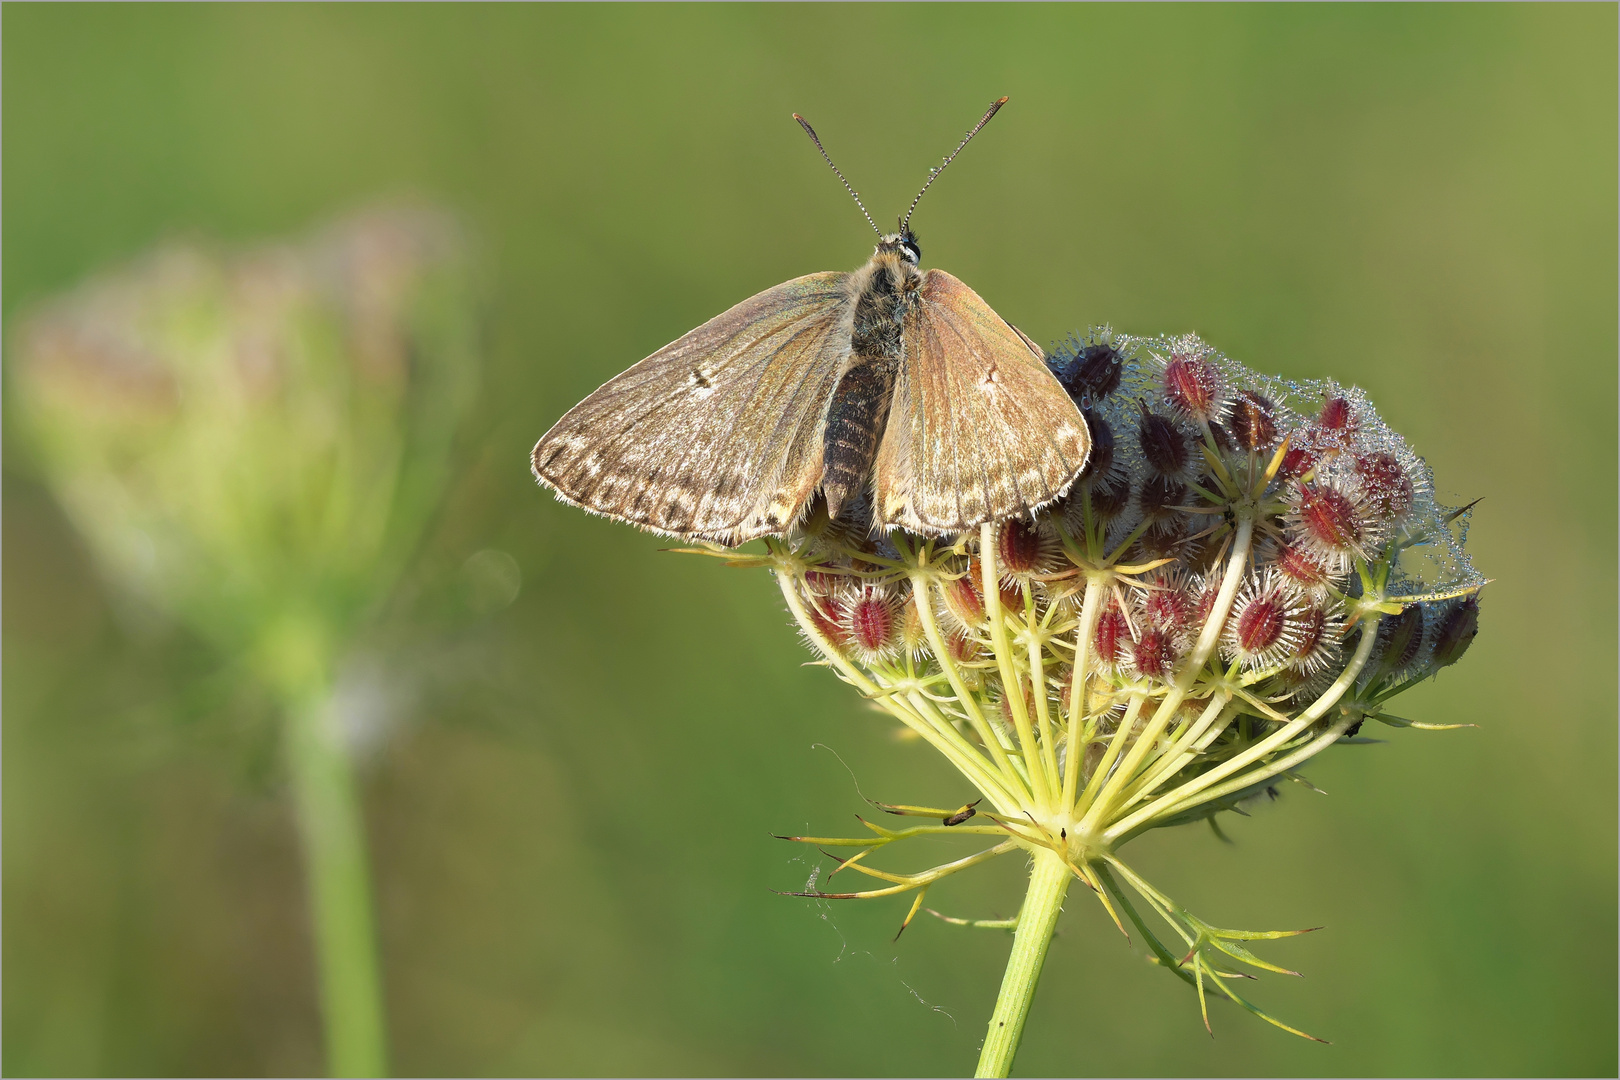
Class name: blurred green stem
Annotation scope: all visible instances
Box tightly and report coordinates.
[975,848,1071,1078]
[267,616,389,1078]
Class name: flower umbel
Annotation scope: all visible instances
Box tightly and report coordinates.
[687,330,1484,1075]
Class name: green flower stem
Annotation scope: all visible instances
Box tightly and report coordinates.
[980,523,1054,812]
[1059,578,1104,809]
[976,847,1072,1078]
[908,568,1025,792]
[266,617,389,1078]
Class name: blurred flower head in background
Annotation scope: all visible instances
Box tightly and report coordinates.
[11,204,482,1077]
[13,205,479,672]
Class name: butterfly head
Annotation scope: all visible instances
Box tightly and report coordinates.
[876,229,921,268]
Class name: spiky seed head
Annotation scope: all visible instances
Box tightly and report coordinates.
[1269,540,1335,596]
[939,572,986,632]
[1079,409,1116,478]
[1370,604,1426,682]
[1138,408,1192,477]
[1138,475,1187,527]
[1354,452,1415,522]
[1319,395,1356,433]
[1131,627,1180,680]
[1287,479,1380,572]
[1287,603,1342,674]
[1093,602,1131,672]
[1086,470,1133,522]
[998,518,1060,578]
[840,585,902,664]
[1142,575,1195,632]
[898,594,929,659]
[1223,574,1306,670]
[1162,352,1224,423]
[1228,390,1279,452]
[1052,338,1125,404]
[1277,444,1317,481]
[1429,594,1480,670]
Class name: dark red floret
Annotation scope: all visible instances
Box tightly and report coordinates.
[1236,595,1286,654]
[1319,396,1356,432]
[1132,628,1179,679]
[1294,483,1363,550]
[1163,354,1222,422]
[998,519,1044,573]
[848,590,896,653]
[1094,605,1130,667]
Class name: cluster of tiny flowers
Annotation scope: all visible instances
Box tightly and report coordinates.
[767,331,1481,828]
[693,327,1484,1042]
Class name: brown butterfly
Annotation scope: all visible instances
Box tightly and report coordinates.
[532,98,1090,547]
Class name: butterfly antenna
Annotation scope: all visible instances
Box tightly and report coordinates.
[901,96,1009,232]
[794,113,882,239]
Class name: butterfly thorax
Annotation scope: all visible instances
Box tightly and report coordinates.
[820,241,923,523]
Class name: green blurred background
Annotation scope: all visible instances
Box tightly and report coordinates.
[4,4,1615,1076]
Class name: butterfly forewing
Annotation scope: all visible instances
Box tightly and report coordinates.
[874,269,1090,533]
[532,272,853,544]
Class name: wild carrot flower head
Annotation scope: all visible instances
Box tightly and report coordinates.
[681,326,1484,1044]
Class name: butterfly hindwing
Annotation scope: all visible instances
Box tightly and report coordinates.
[874,269,1090,533]
[532,272,853,544]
